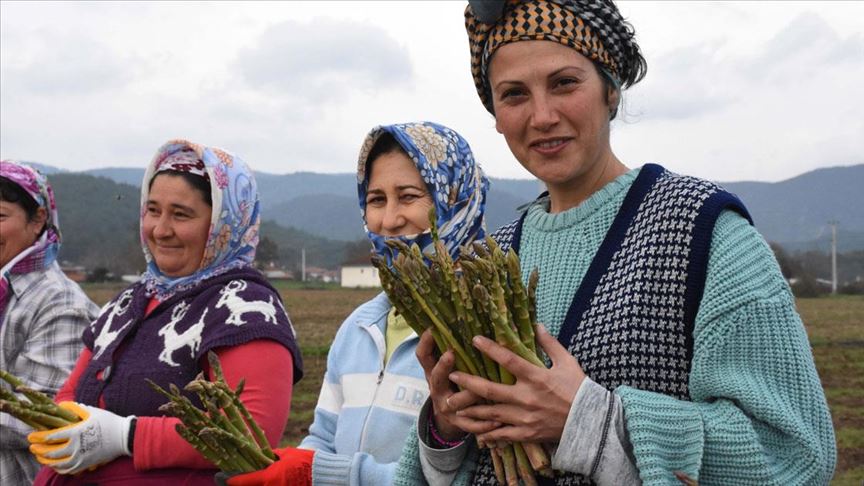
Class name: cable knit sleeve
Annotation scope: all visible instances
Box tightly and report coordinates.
[616,210,836,485]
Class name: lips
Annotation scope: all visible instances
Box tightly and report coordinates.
[530,137,571,155]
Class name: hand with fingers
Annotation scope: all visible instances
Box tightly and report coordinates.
[415,330,500,443]
[27,402,135,475]
[450,325,586,445]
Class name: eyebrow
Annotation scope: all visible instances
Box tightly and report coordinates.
[147,200,198,213]
[367,184,426,194]
[493,65,588,90]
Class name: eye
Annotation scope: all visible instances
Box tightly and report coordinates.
[174,211,190,219]
[146,206,160,216]
[400,193,421,202]
[366,195,385,206]
[553,76,581,91]
[499,87,526,101]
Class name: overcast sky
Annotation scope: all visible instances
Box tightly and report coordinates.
[2,1,862,183]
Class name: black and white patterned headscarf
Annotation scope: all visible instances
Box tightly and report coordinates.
[466,0,647,114]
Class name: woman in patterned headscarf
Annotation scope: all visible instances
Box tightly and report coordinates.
[224,122,489,486]
[0,162,99,485]
[27,140,302,486]
[394,1,835,485]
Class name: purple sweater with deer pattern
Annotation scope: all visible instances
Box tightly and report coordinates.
[75,267,302,417]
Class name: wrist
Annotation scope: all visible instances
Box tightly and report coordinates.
[123,416,137,456]
[427,414,467,449]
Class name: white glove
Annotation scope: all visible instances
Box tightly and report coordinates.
[28,401,135,475]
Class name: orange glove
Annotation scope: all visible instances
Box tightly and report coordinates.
[227,447,314,486]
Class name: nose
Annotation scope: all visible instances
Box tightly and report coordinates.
[529,92,559,131]
[151,215,173,240]
[380,202,406,236]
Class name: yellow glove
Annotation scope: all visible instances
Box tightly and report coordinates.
[28,401,135,475]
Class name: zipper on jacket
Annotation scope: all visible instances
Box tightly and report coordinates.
[357,313,421,452]
[358,361,384,452]
[358,322,386,453]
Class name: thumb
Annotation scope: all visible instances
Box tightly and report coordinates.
[57,401,90,420]
[535,324,573,366]
[27,402,88,445]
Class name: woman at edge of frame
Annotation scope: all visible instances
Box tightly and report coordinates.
[392,1,837,485]
[0,161,99,485]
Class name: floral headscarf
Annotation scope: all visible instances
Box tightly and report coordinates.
[0,160,62,317]
[139,140,261,300]
[357,122,489,264]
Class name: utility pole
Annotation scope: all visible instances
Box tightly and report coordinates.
[301,248,306,282]
[832,224,837,294]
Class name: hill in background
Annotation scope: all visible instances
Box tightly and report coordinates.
[49,173,351,275]
[74,164,864,251]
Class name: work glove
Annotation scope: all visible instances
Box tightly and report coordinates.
[226,447,315,486]
[27,401,135,475]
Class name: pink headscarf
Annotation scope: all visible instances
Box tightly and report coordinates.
[0,161,62,318]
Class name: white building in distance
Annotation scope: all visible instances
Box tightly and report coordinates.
[340,263,380,288]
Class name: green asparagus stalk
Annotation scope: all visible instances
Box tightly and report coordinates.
[373,207,553,485]
[0,400,72,429]
[208,352,276,461]
[0,370,80,430]
[148,353,277,473]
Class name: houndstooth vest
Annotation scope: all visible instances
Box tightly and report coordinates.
[471,164,751,485]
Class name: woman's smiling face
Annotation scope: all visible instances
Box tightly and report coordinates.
[364,150,434,237]
[0,200,45,268]
[142,174,212,277]
[489,40,618,194]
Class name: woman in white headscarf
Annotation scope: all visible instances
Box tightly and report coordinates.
[28,140,302,486]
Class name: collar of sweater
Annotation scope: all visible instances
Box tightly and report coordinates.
[525,167,641,232]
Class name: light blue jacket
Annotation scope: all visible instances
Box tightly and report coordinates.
[300,292,429,485]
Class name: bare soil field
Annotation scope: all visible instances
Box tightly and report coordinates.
[81,283,863,484]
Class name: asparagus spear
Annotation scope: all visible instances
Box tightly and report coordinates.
[0,370,80,429]
[148,354,277,474]
[373,208,554,484]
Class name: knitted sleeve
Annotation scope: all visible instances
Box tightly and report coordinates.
[617,211,836,485]
[392,426,480,486]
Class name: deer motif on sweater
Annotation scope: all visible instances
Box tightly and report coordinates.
[92,289,134,360]
[157,301,206,367]
[215,280,277,326]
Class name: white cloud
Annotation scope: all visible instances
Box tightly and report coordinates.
[1,1,862,183]
[236,18,413,102]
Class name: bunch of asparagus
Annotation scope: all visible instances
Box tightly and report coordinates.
[371,213,552,486]
[0,369,80,430]
[147,351,276,473]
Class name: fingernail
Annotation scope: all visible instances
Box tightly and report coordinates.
[449,373,460,383]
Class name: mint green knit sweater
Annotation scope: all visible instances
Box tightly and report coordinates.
[393,168,836,485]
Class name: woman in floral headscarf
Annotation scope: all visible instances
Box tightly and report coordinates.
[0,161,99,485]
[225,122,488,486]
[27,140,303,486]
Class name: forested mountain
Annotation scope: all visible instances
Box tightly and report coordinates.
[48,173,351,274]
[23,164,864,274]
[61,164,864,251]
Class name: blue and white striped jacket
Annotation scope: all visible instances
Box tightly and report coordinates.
[300,292,429,485]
